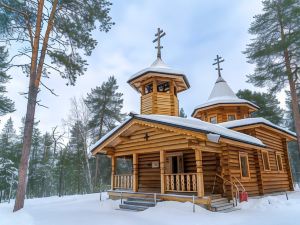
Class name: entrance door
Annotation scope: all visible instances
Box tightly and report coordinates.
[166,153,184,174]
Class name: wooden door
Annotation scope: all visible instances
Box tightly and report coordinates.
[165,153,184,174]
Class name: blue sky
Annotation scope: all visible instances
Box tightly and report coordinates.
[4,0,276,133]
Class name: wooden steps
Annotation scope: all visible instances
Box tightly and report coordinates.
[119,197,160,211]
[209,195,237,212]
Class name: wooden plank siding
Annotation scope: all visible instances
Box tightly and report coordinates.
[138,152,161,192]
[226,145,260,196]
[254,128,291,194]
[228,126,293,196]
[193,105,253,123]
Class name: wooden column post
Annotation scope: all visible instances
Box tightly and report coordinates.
[195,148,204,197]
[111,155,116,190]
[160,150,166,194]
[133,153,138,192]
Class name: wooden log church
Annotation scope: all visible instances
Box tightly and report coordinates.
[90,28,296,211]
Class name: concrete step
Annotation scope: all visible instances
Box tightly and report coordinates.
[123,200,156,207]
[210,194,222,200]
[127,197,162,202]
[218,207,241,213]
[211,197,228,204]
[119,204,148,211]
[211,202,234,212]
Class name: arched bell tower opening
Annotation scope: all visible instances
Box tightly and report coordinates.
[127,28,190,116]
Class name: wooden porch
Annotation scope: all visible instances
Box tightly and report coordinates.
[107,189,211,206]
[108,144,232,208]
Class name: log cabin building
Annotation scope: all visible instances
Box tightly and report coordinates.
[90,29,296,210]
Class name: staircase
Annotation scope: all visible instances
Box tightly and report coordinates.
[209,194,239,213]
[119,197,161,211]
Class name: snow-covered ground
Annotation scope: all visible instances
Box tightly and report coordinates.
[1,191,300,225]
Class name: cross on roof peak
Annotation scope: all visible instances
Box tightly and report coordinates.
[212,54,225,78]
[152,28,166,59]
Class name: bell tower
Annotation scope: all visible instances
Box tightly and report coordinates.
[127,28,190,116]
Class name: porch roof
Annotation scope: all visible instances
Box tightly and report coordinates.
[90,114,265,153]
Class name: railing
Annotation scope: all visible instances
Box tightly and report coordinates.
[213,174,240,206]
[113,174,133,189]
[165,173,197,192]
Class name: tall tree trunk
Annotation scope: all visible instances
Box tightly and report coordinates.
[277,7,300,155]
[13,84,38,211]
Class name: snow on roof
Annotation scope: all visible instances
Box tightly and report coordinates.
[193,76,259,112]
[90,114,265,152]
[220,117,296,137]
[127,58,189,86]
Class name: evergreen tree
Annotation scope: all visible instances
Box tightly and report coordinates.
[236,89,284,125]
[85,76,125,140]
[244,0,300,155]
[85,76,125,188]
[0,47,14,116]
[0,0,114,211]
[179,108,187,118]
[0,118,18,198]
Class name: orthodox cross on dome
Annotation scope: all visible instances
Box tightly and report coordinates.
[213,55,225,78]
[153,28,166,59]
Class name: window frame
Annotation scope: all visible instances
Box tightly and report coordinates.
[276,152,284,172]
[227,113,237,121]
[209,115,218,124]
[261,150,271,171]
[144,82,153,95]
[239,152,250,180]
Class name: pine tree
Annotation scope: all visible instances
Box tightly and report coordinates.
[244,0,300,155]
[0,47,14,116]
[85,76,125,188]
[236,89,284,125]
[179,108,187,118]
[0,0,114,211]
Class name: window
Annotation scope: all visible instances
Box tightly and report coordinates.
[261,150,271,171]
[276,153,283,172]
[145,83,153,94]
[209,116,217,124]
[227,114,236,121]
[157,81,170,93]
[239,153,250,179]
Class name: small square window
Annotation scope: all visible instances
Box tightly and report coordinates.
[209,116,217,124]
[227,114,236,121]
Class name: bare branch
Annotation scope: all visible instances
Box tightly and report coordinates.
[40,81,59,96]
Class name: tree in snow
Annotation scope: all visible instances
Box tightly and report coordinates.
[85,76,125,188]
[0,0,114,211]
[244,0,300,155]
[0,47,14,116]
[0,118,18,198]
[236,89,284,125]
[179,108,187,118]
